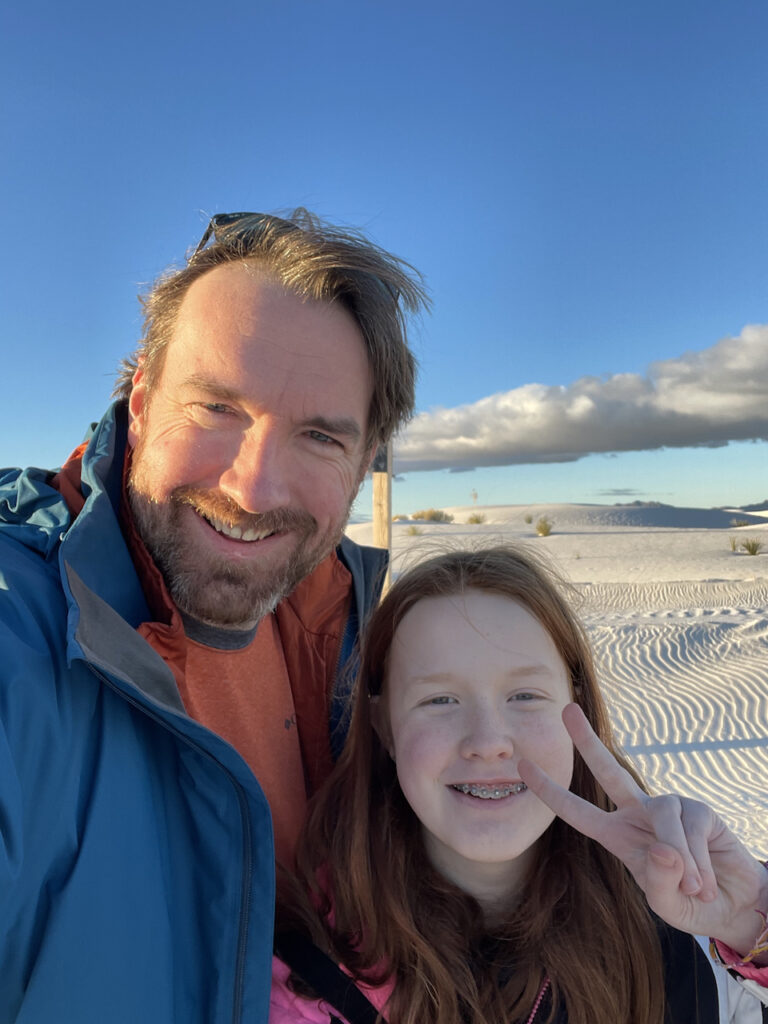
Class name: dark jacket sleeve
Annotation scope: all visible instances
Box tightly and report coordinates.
[329,537,388,760]
[658,922,719,1024]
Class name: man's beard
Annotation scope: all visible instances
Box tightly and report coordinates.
[127,476,352,630]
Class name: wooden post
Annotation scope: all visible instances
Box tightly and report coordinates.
[372,441,392,594]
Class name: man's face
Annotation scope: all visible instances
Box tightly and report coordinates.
[127,262,373,628]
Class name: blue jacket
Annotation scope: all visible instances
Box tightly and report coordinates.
[0,402,386,1024]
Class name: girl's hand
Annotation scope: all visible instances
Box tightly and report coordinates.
[518,703,768,960]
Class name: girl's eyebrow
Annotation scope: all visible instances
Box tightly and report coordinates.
[406,664,554,686]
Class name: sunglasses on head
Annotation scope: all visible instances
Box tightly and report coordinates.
[193,211,298,256]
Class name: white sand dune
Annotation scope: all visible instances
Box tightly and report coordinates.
[584,583,768,855]
[346,503,768,855]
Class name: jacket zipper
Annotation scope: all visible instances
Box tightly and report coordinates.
[230,780,253,1024]
[89,666,257,1024]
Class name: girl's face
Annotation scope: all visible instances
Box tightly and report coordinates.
[384,589,574,910]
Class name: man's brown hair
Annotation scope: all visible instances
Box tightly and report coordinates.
[114,209,429,450]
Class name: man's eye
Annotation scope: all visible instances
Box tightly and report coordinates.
[308,430,340,446]
[193,402,233,417]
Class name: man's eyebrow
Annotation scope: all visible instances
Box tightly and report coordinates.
[179,374,363,442]
[181,374,242,402]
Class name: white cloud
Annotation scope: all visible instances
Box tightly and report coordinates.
[395,325,768,473]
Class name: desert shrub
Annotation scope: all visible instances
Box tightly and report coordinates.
[728,536,739,552]
[467,513,486,524]
[411,508,454,523]
[731,518,751,528]
[741,539,764,556]
[406,525,424,536]
[524,514,533,524]
[535,516,554,537]
[392,514,410,521]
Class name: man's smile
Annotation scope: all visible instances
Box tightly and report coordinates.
[198,510,281,543]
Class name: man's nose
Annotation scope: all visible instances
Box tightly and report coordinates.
[459,706,515,761]
[217,420,292,513]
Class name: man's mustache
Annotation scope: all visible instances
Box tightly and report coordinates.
[173,487,318,535]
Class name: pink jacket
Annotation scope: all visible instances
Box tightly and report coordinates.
[270,955,393,1024]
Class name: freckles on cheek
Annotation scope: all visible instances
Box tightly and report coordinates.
[396,724,445,778]
[530,720,575,782]
[524,718,557,740]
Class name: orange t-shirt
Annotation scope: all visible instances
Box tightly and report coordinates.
[177,617,308,864]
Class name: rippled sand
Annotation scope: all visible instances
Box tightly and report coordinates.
[347,503,768,854]
[582,581,768,855]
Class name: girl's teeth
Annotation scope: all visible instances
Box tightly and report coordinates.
[452,783,527,799]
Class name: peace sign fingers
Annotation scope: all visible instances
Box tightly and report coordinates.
[564,704,718,896]
[559,703,647,810]
[518,704,710,895]
[520,704,768,947]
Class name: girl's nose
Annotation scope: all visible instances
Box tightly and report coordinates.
[459,707,515,760]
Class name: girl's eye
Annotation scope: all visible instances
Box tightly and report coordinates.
[425,695,457,706]
[511,692,538,702]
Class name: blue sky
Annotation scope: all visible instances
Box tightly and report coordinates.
[2,1,767,518]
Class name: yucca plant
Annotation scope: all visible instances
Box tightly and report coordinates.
[741,539,764,556]
[411,508,454,523]
[536,516,553,537]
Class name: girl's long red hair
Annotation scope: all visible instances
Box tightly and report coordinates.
[280,546,664,1024]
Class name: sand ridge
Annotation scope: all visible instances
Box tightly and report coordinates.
[346,502,768,855]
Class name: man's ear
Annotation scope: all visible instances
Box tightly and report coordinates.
[369,695,395,761]
[127,361,148,448]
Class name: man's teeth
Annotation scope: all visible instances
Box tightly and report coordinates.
[205,514,274,542]
[452,783,527,799]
